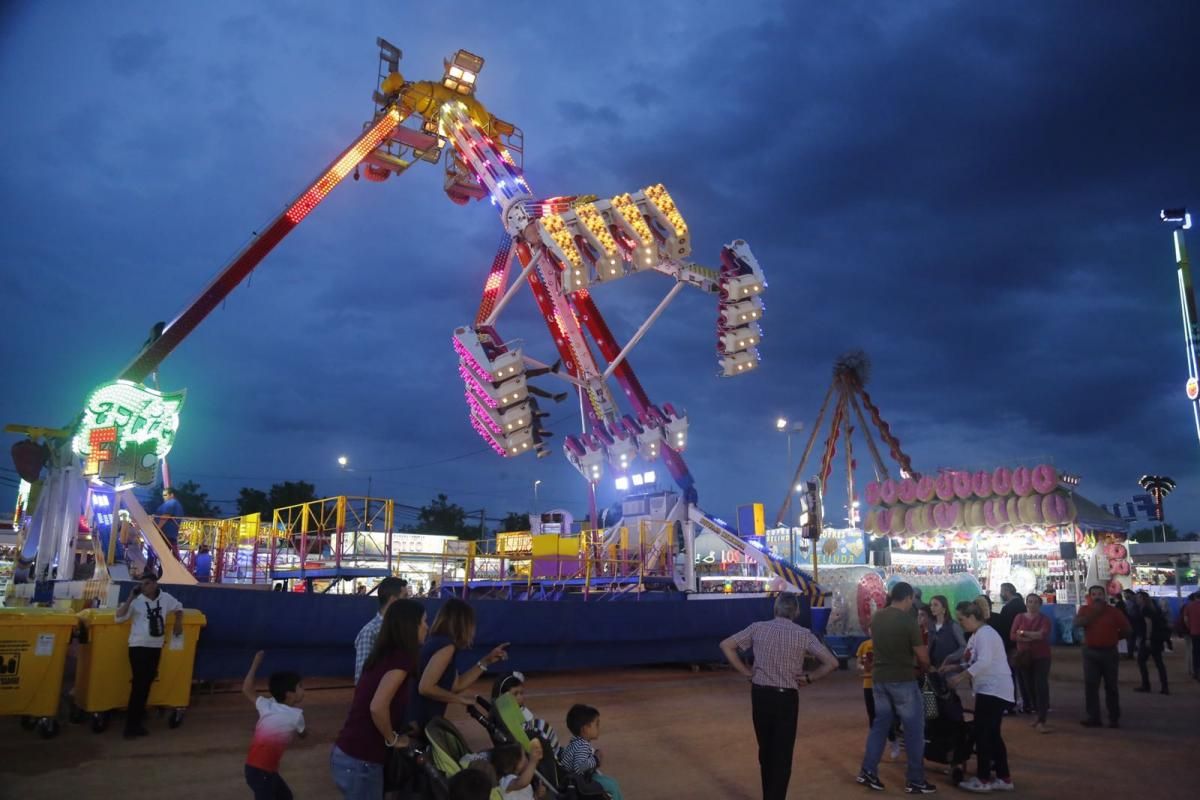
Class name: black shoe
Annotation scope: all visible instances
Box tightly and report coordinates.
[856,771,885,791]
[1160,688,1170,695]
[1080,719,1103,728]
[1108,720,1120,729]
[906,781,938,794]
[1133,685,1151,693]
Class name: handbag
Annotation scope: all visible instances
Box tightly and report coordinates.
[921,678,940,720]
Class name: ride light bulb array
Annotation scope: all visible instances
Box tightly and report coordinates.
[716,242,766,377]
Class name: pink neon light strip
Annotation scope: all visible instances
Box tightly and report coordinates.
[452,338,491,382]
[458,365,498,408]
[465,392,502,434]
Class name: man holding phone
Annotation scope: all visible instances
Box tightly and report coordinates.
[115,573,185,738]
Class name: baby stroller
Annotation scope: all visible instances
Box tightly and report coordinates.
[922,673,975,786]
[473,694,610,799]
[422,716,505,800]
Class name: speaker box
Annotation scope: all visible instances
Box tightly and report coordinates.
[1059,541,1077,560]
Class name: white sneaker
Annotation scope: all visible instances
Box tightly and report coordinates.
[988,779,1015,792]
[957,777,992,793]
[889,742,902,760]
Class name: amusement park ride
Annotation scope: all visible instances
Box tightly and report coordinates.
[6,40,822,603]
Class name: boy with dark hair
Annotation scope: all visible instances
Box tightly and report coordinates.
[242,650,306,799]
[561,704,622,799]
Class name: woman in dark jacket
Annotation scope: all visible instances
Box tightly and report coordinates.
[927,594,967,668]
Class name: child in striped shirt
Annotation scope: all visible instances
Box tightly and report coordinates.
[560,704,622,800]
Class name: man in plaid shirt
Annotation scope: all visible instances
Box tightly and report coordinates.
[353,577,410,683]
[720,593,838,800]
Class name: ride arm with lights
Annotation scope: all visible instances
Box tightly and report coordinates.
[117,106,410,383]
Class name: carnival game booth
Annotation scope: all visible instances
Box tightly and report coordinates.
[863,464,1130,643]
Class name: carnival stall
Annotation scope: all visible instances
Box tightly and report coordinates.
[863,466,1130,603]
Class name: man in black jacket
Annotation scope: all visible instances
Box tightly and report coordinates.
[997,583,1028,711]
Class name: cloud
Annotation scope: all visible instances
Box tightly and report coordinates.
[108,31,167,76]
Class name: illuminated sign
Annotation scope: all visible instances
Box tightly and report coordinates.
[794,527,868,565]
[71,380,185,488]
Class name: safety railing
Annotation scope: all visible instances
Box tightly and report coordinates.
[270,496,395,580]
[448,521,675,600]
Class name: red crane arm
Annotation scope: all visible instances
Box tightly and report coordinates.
[119,107,405,383]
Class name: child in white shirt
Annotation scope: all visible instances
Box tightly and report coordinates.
[242,650,306,799]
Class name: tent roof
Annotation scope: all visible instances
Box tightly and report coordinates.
[1072,492,1129,534]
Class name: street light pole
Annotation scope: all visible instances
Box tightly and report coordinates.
[533,479,542,515]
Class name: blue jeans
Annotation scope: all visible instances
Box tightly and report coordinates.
[330,745,384,799]
[861,680,925,784]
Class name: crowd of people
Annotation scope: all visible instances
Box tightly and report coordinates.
[99,567,1200,799]
[721,581,1199,797]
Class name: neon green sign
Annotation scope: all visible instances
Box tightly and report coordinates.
[71,379,185,487]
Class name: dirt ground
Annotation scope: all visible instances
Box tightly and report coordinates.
[2,647,1197,799]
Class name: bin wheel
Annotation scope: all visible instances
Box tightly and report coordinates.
[168,709,185,729]
[69,703,87,724]
[20,715,36,730]
[36,718,59,739]
[91,712,109,733]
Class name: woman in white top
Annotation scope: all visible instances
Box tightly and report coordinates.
[951,601,1015,793]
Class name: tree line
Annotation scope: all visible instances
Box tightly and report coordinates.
[148,480,529,539]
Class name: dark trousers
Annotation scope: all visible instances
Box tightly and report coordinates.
[751,684,798,800]
[1007,649,1025,710]
[1082,646,1120,723]
[1192,636,1200,679]
[126,646,162,733]
[862,688,897,741]
[1017,657,1052,723]
[1137,639,1168,690]
[245,765,293,800]
[973,694,1010,782]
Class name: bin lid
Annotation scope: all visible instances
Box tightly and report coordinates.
[79,607,207,626]
[0,607,80,626]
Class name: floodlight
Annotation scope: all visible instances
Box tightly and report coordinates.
[1161,208,1192,229]
[776,417,788,431]
[631,473,645,486]
[614,477,630,491]
[338,455,348,467]
[642,470,656,484]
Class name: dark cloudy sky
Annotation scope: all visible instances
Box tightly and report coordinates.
[2,1,1198,532]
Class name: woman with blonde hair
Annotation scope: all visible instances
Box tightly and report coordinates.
[414,598,509,730]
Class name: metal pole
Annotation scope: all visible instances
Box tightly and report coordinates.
[483,256,538,326]
[776,382,836,526]
[1170,224,1200,445]
[601,282,685,381]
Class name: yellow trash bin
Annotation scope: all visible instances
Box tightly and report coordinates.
[74,607,206,732]
[0,607,78,738]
